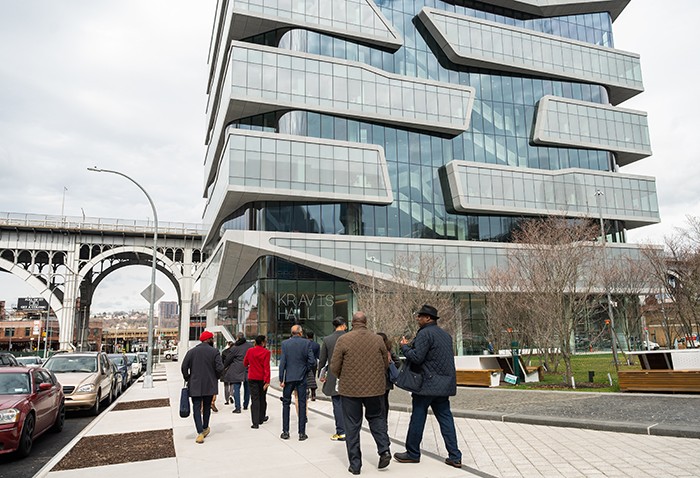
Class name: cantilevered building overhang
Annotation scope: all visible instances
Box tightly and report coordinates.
[203,128,393,246]
[417,7,642,104]
[204,0,403,144]
[459,0,630,20]
[199,230,650,308]
[444,161,660,229]
[533,96,651,166]
[203,41,476,193]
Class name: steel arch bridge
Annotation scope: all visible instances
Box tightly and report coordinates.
[0,212,205,351]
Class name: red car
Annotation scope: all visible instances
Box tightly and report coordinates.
[0,366,65,457]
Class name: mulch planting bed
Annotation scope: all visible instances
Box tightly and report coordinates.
[53,429,175,471]
[112,398,170,411]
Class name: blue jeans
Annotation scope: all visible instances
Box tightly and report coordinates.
[233,381,250,409]
[282,380,307,434]
[190,395,213,434]
[332,395,345,434]
[405,394,461,461]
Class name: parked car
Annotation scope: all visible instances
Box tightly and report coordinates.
[125,353,141,379]
[109,361,122,400]
[107,354,132,391]
[0,366,64,457]
[163,348,178,361]
[15,356,43,368]
[42,352,114,415]
[642,340,660,350]
[0,353,20,367]
[136,352,148,372]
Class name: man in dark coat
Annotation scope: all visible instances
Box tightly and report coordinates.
[181,330,224,444]
[279,324,315,441]
[223,333,253,413]
[318,316,347,441]
[393,305,462,468]
[331,312,391,475]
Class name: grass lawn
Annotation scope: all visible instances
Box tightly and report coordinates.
[512,352,638,392]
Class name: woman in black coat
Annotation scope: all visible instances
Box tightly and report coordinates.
[377,332,400,420]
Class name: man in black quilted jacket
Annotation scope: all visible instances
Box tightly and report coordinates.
[393,304,462,468]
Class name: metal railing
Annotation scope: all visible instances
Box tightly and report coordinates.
[0,212,204,236]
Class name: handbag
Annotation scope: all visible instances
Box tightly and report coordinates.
[179,382,190,418]
[388,361,400,383]
[395,361,423,393]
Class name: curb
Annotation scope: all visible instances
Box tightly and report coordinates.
[33,368,167,478]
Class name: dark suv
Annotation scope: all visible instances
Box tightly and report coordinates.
[0,353,19,367]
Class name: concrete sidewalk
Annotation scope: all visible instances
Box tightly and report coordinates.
[36,362,474,478]
[36,362,700,477]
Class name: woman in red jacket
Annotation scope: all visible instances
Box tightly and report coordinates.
[243,335,271,429]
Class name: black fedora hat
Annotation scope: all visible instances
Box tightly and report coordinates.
[415,304,439,320]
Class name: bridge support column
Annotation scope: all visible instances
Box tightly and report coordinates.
[58,247,81,351]
[178,248,194,359]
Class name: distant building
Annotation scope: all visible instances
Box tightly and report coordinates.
[0,300,4,320]
[158,301,179,320]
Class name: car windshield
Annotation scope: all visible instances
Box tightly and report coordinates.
[16,357,40,365]
[45,356,97,373]
[0,373,31,394]
[109,356,126,366]
[126,354,138,363]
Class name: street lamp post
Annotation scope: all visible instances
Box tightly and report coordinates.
[594,190,619,369]
[88,167,158,388]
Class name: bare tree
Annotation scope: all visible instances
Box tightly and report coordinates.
[643,216,700,347]
[352,253,457,350]
[485,217,605,384]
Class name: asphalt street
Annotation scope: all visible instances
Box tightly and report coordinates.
[0,411,93,478]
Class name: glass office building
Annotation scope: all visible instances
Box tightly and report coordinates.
[199,0,658,355]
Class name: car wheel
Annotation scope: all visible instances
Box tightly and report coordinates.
[17,413,35,458]
[90,392,101,416]
[51,402,65,433]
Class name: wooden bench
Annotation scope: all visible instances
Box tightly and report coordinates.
[456,369,501,387]
[526,366,544,382]
[618,370,700,393]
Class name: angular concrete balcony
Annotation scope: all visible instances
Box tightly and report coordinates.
[458,0,630,20]
[199,229,650,307]
[444,161,660,229]
[533,95,651,166]
[204,41,475,182]
[205,0,403,138]
[418,7,642,104]
[203,129,393,245]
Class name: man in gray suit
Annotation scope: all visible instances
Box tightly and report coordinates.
[181,330,224,444]
[318,316,347,441]
[279,324,315,441]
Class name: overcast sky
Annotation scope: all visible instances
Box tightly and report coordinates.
[1,1,697,312]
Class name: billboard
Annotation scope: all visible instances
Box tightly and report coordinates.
[17,297,49,311]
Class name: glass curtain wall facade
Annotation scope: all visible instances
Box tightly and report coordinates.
[201,0,657,354]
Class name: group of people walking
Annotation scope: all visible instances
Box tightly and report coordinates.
[180,304,462,474]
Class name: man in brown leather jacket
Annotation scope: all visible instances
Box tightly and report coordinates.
[331,311,391,475]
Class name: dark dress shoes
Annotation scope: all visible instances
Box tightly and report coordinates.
[250,424,259,429]
[280,431,290,439]
[393,452,420,463]
[299,434,308,441]
[445,458,462,468]
[378,451,391,469]
[348,467,360,475]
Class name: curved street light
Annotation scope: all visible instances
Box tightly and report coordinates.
[87,167,158,389]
